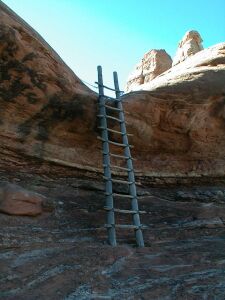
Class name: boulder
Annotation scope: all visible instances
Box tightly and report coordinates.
[125,49,172,92]
[173,30,203,66]
[0,183,46,216]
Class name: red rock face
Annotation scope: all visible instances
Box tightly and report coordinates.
[0,3,225,298]
[0,1,225,185]
[123,92,225,181]
[0,1,100,177]
[122,42,225,181]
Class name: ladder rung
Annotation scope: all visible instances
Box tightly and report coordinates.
[110,165,132,172]
[103,104,123,112]
[103,164,131,171]
[105,224,146,229]
[111,178,134,185]
[98,127,121,135]
[103,177,134,185]
[107,128,123,135]
[113,107,130,115]
[110,153,136,160]
[105,192,134,198]
[104,207,146,214]
[98,127,133,137]
[98,137,132,148]
[110,153,127,159]
[97,114,122,123]
[95,82,123,93]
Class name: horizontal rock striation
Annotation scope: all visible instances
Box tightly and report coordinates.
[0,2,225,298]
[0,1,225,185]
[0,174,225,298]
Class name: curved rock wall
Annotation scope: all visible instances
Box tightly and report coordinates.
[0,1,225,184]
[0,1,100,177]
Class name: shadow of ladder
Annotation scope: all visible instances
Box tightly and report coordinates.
[96,65,145,247]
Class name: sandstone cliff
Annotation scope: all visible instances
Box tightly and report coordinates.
[124,42,225,182]
[0,0,99,178]
[1,2,225,299]
[0,2,225,186]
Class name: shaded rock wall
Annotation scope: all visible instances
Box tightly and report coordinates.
[0,1,225,185]
[0,0,100,177]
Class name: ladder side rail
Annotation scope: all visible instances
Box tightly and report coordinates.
[97,66,117,246]
[113,71,145,247]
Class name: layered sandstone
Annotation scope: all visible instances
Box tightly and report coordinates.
[125,49,172,92]
[0,2,225,298]
[123,42,225,180]
[0,1,225,185]
[0,0,99,177]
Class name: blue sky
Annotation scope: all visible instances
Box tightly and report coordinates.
[3,0,225,93]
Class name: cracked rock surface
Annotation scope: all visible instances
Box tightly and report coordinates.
[0,2,225,299]
[0,173,225,299]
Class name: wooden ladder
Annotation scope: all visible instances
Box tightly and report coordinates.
[96,65,145,247]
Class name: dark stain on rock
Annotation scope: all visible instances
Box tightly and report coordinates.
[210,95,225,119]
[0,58,46,102]
[48,94,85,121]
[0,25,18,59]
[36,121,50,141]
[22,52,37,62]
[26,92,39,104]
[18,93,86,142]
[18,120,32,140]
[0,77,30,102]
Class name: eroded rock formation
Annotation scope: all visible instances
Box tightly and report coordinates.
[125,49,172,92]
[173,30,203,66]
[1,2,225,298]
[0,1,225,186]
[123,42,225,181]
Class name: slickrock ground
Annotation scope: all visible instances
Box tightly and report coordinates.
[0,173,225,299]
[0,2,225,299]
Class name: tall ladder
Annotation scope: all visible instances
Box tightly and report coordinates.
[96,65,145,247]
